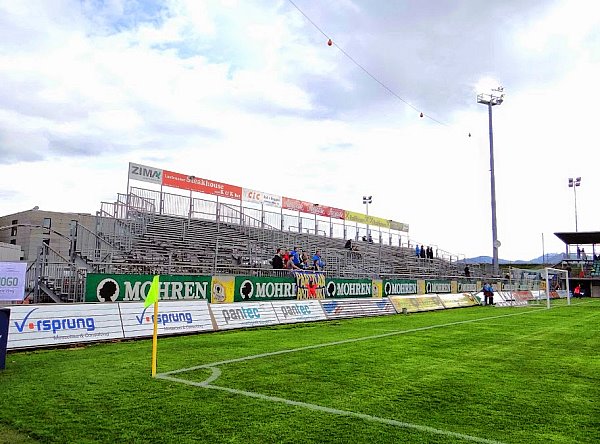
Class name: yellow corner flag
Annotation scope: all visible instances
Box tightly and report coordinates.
[144,275,160,308]
[145,275,160,377]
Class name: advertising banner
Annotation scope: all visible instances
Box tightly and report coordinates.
[162,170,242,200]
[345,210,368,224]
[0,262,27,301]
[425,280,452,294]
[329,207,345,220]
[128,162,163,185]
[6,304,123,349]
[242,188,281,207]
[118,301,214,338]
[389,295,445,313]
[372,279,383,298]
[293,271,326,300]
[389,221,409,232]
[457,281,478,293]
[282,197,311,213]
[0,308,9,369]
[86,274,212,303]
[438,293,479,309]
[324,278,372,298]
[307,204,332,217]
[234,276,296,302]
[210,302,279,330]
[271,300,326,324]
[321,298,395,319]
[211,275,235,303]
[383,279,418,296]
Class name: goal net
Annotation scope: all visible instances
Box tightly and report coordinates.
[505,267,570,308]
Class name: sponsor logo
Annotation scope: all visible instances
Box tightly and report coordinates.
[95,278,209,302]
[426,282,451,293]
[279,304,311,318]
[135,307,193,326]
[322,301,343,315]
[457,282,477,292]
[384,281,417,296]
[376,300,389,309]
[130,164,162,181]
[0,276,19,287]
[97,278,120,302]
[14,308,95,334]
[326,281,371,297]
[212,282,226,302]
[222,307,260,324]
[239,280,296,299]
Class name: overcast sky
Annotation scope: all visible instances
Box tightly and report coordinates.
[1,0,599,261]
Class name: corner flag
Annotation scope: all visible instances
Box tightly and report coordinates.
[145,275,160,377]
[144,275,160,308]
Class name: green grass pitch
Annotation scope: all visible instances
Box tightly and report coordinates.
[1,299,599,443]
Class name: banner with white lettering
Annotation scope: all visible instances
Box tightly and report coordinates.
[271,300,326,324]
[0,262,26,301]
[118,301,214,338]
[6,304,123,349]
[210,302,279,330]
[85,274,212,302]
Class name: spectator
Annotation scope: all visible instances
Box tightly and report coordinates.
[415,245,421,257]
[368,233,373,243]
[577,246,581,259]
[272,248,284,270]
[464,265,471,277]
[282,249,290,264]
[286,255,300,270]
[344,239,353,250]
[420,245,426,259]
[300,252,310,269]
[581,248,587,261]
[482,282,494,306]
[291,247,302,268]
[362,235,367,242]
[312,250,325,271]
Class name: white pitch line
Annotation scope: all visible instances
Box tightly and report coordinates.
[155,303,597,444]
[158,307,545,376]
[155,372,506,444]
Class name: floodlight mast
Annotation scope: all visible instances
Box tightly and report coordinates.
[477,86,505,276]
[568,177,581,232]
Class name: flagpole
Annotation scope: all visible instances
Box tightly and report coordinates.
[151,299,159,377]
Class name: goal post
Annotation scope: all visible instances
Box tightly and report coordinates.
[543,267,570,309]
[506,266,570,308]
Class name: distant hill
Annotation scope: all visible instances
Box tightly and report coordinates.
[464,253,564,265]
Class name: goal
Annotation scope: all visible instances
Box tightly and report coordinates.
[506,267,570,308]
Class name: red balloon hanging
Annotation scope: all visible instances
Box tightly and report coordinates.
[327,38,333,46]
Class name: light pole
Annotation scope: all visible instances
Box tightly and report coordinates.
[568,177,581,232]
[477,86,504,276]
[363,195,372,238]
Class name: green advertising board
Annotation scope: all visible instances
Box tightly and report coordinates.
[457,280,478,293]
[234,276,297,302]
[85,274,212,302]
[425,279,452,294]
[383,279,418,296]
[324,278,372,298]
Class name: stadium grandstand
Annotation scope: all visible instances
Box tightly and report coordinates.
[1,162,598,304]
[0,163,492,303]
